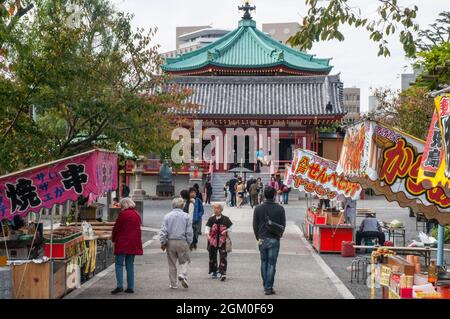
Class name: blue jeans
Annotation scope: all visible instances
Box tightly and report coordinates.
[258,238,280,291]
[282,192,289,204]
[192,221,201,246]
[115,254,135,290]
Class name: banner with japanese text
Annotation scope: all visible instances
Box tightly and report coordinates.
[337,120,450,225]
[0,150,118,221]
[417,95,450,193]
[285,149,362,200]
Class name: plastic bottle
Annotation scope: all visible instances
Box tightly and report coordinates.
[428,260,437,285]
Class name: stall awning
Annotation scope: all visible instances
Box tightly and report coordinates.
[0,149,118,221]
[284,149,362,200]
[336,120,450,225]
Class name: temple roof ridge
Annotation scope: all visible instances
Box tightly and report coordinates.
[162,17,333,75]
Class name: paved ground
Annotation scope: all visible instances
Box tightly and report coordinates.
[66,195,449,299]
[67,201,352,299]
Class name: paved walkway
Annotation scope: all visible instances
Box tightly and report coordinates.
[67,205,353,299]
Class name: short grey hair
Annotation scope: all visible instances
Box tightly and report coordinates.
[120,197,136,210]
[212,203,224,211]
[172,197,185,209]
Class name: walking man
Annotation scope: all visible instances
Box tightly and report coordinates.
[228,173,238,207]
[253,186,286,295]
[160,198,194,289]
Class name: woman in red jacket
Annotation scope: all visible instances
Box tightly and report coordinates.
[111,197,143,294]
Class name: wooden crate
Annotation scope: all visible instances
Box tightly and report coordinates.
[11,261,65,299]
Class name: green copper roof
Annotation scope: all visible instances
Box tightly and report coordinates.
[162,19,332,74]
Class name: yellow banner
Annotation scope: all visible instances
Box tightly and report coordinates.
[417,95,450,189]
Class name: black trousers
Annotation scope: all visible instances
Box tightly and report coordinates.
[230,192,236,207]
[356,231,385,246]
[205,193,212,204]
[208,243,228,275]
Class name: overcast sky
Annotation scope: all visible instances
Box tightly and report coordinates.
[112,0,447,112]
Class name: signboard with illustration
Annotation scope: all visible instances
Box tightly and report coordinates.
[0,150,118,221]
[285,149,362,200]
[337,121,450,225]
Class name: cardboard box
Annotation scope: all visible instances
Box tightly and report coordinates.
[387,255,415,276]
[326,212,344,225]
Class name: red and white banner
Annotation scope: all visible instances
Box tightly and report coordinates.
[0,150,118,221]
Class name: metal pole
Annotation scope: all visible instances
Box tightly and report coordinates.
[49,207,54,299]
[106,191,112,222]
[437,225,445,267]
[75,201,79,227]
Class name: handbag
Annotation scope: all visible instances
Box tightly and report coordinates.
[225,237,232,253]
[264,211,285,238]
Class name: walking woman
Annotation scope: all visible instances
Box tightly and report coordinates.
[269,176,280,204]
[111,198,143,294]
[224,182,232,207]
[257,177,264,204]
[236,179,245,208]
[206,203,233,281]
[180,190,193,214]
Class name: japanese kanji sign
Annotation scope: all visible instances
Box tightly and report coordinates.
[417,95,450,192]
[285,149,362,200]
[337,120,450,226]
[0,150,118,221]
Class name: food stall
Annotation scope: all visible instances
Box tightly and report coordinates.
[284,149,362,253]
[0,149,118,299]
[336,116,450,299]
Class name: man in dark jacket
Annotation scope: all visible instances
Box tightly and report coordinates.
[228,173,238,207]
[253,186,286,295]
[246,175,256,206]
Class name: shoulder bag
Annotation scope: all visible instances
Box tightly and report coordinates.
[264,211,285,238]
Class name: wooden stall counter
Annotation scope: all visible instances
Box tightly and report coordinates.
[11,261,65,299]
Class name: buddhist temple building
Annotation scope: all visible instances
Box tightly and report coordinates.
[125,2,346,198]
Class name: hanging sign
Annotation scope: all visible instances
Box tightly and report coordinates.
[286,149,362,200]
[337,121,450,225]
[0,150,118,221]
[418,96,450,192]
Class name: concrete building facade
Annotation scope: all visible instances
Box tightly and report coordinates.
[342,87,361,123]
[262,22,301,47]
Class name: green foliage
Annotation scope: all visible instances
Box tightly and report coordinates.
[372,86,434,140]
[288,0,419,57]
[431,226,450,243]
[0,0,190,175]
[415,11,450,52]
[415,42,450,89]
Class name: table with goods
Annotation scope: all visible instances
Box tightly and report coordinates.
[1,219,115,299]
[370,247,450,299]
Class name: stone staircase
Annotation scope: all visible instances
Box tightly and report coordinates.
[210,172,272,201]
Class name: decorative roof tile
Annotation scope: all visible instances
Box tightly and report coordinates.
[167,75,345,118]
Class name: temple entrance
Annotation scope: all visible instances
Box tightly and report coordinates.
[279,138,295,164]
[230,136,254,171]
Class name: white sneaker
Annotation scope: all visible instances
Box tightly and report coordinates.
[169,285,178,289]
[210,272,218,279]
[178,275,189,288]
[216,272,222,279]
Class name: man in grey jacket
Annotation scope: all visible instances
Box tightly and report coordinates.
[160,197,194,289]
